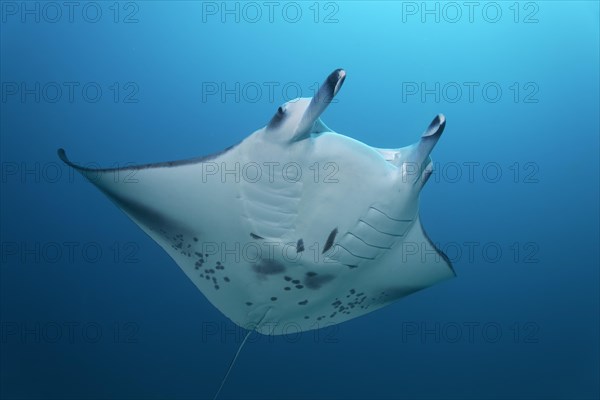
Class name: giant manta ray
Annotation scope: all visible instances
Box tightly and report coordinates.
[59,68,454,339]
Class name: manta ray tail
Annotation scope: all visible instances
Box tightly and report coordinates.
[213,308,272,400]
[212,329,253,400]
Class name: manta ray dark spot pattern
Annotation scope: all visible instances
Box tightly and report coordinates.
[304,272,335,289]
[296,239,304,252]
[322,228,338,253]
[330,289,368,315]
[252,259,285,276]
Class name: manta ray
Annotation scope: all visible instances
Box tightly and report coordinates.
[59,68,454,395]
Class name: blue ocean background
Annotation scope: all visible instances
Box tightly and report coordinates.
[1,2,599,399]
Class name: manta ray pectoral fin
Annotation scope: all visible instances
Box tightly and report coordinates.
[59,149,162,229]
[57,148,139,198]
[388,216,455,296]
[57,148,214,243]
[418,218,455,278]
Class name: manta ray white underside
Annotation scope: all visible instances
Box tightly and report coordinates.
[59,69,455,336]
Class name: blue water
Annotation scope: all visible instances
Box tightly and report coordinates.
[1,2,599,399]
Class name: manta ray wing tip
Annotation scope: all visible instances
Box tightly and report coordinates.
[57,148,68,163]
[57,148,82,171]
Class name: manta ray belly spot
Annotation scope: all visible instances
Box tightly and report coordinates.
[252,259,286,277]
[304,272,335,289]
